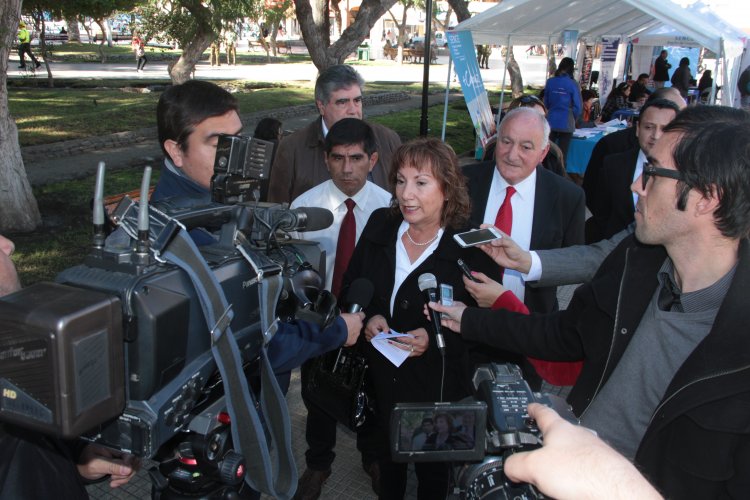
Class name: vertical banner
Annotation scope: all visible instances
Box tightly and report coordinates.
[447,31,496,153]
[560,30,578,59]
[598,37,620,105]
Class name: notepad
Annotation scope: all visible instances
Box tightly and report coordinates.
[371,330,416,367]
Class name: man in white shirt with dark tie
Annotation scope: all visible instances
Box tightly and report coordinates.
[290,117,391,500]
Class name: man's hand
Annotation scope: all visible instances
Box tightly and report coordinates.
[340,312,365,346]
[476,224,532,274]
[0,234,21,297]
[503,404,662,500]
[364,314,389,341]
[427,300,467,333]
[77,444,140,489]
[463,272,506,308]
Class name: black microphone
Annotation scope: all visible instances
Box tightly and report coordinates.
[345,278,374,313]
[418,273,445,356]
[274,207,334,232]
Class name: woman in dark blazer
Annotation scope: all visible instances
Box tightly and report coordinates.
[342,138,503,499]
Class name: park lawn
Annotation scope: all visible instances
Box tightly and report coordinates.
[9,84,314,146]
[8,81,470,147]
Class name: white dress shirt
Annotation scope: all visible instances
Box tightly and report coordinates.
[290,180,391,290]
[391,221,444,316]
[482,167,537,302]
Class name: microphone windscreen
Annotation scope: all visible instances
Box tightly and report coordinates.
[295,207,334,232]
[347,278,374,309]
[418,273,438,292]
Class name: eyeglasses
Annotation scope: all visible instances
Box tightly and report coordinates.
[641,162,685,190]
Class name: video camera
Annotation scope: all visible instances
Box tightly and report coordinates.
[390,363,577,499]
[0,135,333,497]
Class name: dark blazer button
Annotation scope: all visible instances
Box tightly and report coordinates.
[400,299,409,309]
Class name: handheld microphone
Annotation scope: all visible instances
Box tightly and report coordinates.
[346,278,374,313]
[418,273,445,356]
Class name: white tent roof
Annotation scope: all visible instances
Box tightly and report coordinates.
[454,0,744,55]
[454,0,748,105]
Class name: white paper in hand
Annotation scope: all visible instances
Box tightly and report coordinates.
[371,330,415,367]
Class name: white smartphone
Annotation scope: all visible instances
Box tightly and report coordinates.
[452,227,502,248]
[439,284,453,306]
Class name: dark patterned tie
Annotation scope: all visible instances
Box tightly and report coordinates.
[331,198,356,297]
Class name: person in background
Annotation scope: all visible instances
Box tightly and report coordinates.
[697,70,717,101]
[629,73,653,105]
[652,49,671,89]
[670,57,694,98]
[224,27,238,65]
[131,31,147,72]
[210,37,221,67]
[543,57,582,157]
[599,82,631,122]
[17,20,41,69]
[505,95,567,178]
[739,65,750,111]
[576,89,600,128]
[267,65,401,203]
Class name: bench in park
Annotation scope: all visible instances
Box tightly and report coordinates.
[276,40,292,55]
[382,46,437,64]
[94,32,131,42]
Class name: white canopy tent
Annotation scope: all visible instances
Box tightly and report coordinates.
[452,0,747,106]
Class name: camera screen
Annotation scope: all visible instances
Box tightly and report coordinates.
[390,402,486,462]
[458,229,499,246]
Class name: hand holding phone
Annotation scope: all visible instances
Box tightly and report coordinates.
[457,259,480,282]
[453,227,502,248]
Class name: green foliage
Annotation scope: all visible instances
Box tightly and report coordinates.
[23,0,142,20]
[137,0,258,49]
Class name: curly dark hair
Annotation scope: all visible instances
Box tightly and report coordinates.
[387,138,471,229]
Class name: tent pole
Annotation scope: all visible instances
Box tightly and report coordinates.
[442,56,453,141]
[496,35,511,131]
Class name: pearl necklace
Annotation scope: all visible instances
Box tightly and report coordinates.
[406,228,439,246]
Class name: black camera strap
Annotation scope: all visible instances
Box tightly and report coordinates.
[161,230,297,499]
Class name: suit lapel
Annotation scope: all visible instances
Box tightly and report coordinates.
[530,166,556,250]
[468,162,495,226]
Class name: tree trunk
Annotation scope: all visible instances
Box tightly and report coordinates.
[295,0,397,72]
[0,0,41,232]
[331,0,343,37]
[30,11,54,88]
[95,19,108,63]
[446,0,471,22]
[65,16,81,42]
[169,31,214,84]
[506,46,524,97]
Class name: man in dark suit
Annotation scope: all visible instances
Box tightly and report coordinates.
[590,99,680,239]
[463,108,585,389]
[582,87,685,242]
[463,107,585,316]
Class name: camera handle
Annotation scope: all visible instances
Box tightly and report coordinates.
[158,227,297,499]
